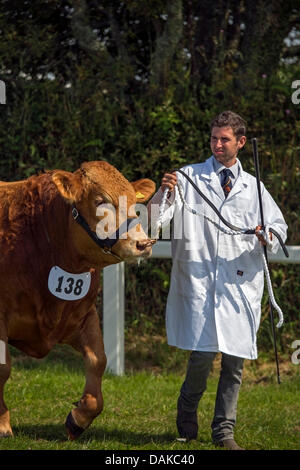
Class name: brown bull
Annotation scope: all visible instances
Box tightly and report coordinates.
[0,160,155,439]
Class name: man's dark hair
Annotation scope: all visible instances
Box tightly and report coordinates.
[210,111,246,139]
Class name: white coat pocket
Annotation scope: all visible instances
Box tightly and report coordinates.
[171,260,210,299]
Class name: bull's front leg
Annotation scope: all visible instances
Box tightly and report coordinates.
[65,306,107,440]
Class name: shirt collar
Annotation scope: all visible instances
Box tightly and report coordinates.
[212,155,240,179]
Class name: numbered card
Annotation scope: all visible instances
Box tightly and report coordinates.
[48,266,91,300]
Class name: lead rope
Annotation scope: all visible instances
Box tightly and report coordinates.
[154,186,170,239]
[155,184,284,328]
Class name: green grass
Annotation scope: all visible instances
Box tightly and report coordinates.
[0,345,299,450]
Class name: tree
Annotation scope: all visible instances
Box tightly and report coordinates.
[0,0,299,353]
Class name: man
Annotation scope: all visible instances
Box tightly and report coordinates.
[148,111,287,450]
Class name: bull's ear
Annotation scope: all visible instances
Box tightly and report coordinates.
[131,178,156,203]
[52,170,83,203]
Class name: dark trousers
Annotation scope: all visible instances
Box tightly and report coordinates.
[178,351,244,442]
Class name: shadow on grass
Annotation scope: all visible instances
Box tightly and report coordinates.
[13,424,67,442]
[9,344,84,373]
[13,424,181,446]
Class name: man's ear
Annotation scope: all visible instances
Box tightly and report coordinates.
[52,170,83,204]
[131,178,156,203]
[238,135,247,150]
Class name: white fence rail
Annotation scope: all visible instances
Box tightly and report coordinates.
[103,242,300,375]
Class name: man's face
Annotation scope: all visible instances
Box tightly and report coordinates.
[210,126,246,166]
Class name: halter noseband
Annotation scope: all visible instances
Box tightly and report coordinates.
[71,204,137,261]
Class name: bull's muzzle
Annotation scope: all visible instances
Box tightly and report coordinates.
[136,238,157,251]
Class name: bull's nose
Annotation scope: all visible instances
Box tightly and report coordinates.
[136,239,156,251]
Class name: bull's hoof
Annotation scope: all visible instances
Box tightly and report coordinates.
[65,412,85,441]
[0,430,13,438]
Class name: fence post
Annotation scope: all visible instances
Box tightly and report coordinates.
[0,80,6,104]
[103,262,125,375]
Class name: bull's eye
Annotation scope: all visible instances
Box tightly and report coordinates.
[95,198,105,207]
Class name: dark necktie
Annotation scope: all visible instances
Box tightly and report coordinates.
[220,168,233,197]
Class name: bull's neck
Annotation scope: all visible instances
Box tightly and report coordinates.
[42,194,97,274]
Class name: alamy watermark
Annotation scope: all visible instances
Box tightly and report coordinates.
[0,80,6,104]
[95,196,205,248]
[0,340,5,364]
[291,340,300,365]
[291,80,300,105]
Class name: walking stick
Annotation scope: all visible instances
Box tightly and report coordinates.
[252,138,281,384]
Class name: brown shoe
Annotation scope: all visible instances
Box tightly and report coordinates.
[215,438,245,450]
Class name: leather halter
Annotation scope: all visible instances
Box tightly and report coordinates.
[71,204,137,261]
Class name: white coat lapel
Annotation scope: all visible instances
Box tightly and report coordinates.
[226,162,248,200]
[209,173,225,200]
[200,157,225,201]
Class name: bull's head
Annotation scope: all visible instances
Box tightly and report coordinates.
[52,161,156,267]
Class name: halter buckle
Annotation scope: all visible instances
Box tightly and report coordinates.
[72,207,79,220]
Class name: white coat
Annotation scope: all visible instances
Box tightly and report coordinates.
[150,156,288,359]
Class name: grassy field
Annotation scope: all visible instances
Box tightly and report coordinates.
[0,344,299,451]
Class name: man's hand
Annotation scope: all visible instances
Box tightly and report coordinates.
[255,225,273,245]
[161,172,177,193]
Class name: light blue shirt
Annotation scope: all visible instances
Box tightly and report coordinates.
[212,155,240,187]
